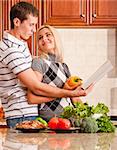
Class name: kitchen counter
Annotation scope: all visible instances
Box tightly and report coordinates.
[0,128,117,150]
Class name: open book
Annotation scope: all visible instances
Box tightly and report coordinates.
[82,60,113,89]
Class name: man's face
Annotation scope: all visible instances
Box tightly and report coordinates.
[14,14,38,40]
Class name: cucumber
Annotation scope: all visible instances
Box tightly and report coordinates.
[36,117,48,126]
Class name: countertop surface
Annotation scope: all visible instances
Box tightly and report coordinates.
[0,128,117,150]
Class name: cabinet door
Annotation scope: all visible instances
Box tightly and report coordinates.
[43,0,117,27]
[90,0,117,26]
[42,0,88,27]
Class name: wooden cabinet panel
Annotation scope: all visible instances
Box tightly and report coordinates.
[90,0,117,26]
[43,0,88,27]
[42,0,117,27]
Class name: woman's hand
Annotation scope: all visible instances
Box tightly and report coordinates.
[71,97,82,103]
[85,83,94,94]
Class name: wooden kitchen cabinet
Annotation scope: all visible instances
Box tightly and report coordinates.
[90,0,117,26]
[42,0,117,27]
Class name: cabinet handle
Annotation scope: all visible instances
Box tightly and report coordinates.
[92,14,97,18]
[80,0,86,22]
[80,14,85,18]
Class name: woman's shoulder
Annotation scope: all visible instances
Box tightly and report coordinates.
[32,56,44,64]
[32,55,54,67]
[32,56,47,72]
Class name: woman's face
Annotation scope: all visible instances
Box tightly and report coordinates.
[38,27,55,54]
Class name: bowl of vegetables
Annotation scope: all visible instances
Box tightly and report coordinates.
[60,102,116,133]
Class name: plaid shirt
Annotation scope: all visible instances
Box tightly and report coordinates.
[32,54,73,121]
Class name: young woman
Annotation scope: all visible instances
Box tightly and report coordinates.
[27,25,91,121]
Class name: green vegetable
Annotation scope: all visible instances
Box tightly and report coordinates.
[74,119,81,127]
[92,103,109,115]
[74,102,92,118]
[61,102,92,119]
[80,117,99,133]
[60,102,116,133]
[61,106,74,119]
[97,116,116,132]
[36,117,48,126]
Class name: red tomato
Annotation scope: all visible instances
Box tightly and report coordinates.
[48,117,71,130]
[58,118,71,130]
[48,117,59,129]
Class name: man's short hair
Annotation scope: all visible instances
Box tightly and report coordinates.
[10,1,39,29]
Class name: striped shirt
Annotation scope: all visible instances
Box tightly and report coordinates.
[0,31,38,119]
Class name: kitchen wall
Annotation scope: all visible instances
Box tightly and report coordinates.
[57,28,117,116]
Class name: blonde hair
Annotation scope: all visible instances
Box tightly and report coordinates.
[37,25,64,63]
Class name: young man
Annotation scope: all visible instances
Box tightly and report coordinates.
[0,2,88,128]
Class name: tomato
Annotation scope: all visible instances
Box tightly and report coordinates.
[48,117,59,129]
[58,118,71,130]
[48,117,71,130]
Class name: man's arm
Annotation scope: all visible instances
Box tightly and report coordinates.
[17,68,87,98]
[27,89,55,104]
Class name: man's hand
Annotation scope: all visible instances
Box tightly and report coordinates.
[72,83,94,97]
[72,86,87,97]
